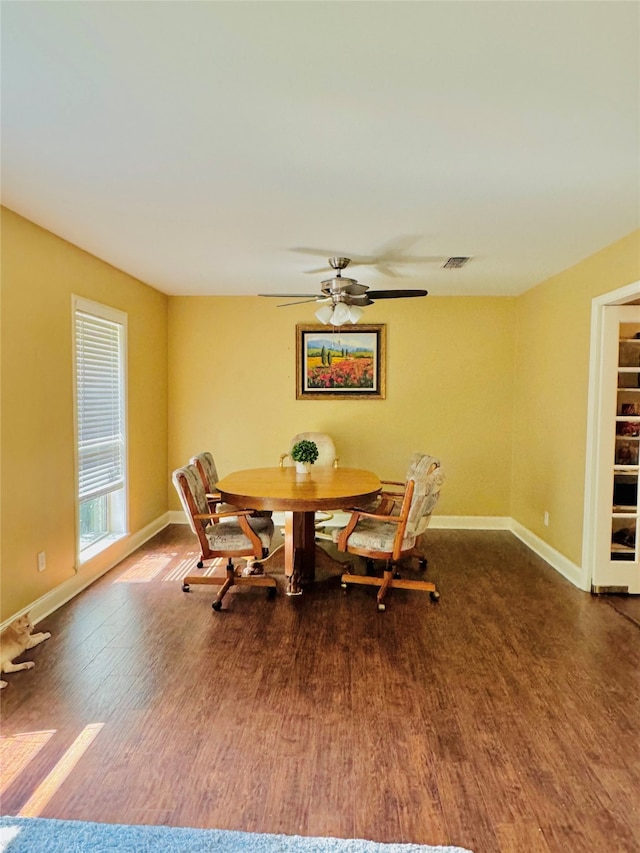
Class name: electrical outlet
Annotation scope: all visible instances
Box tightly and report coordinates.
[543,511,550,527]
[37,551,46,572]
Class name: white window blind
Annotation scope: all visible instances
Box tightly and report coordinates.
[75,310,125,501]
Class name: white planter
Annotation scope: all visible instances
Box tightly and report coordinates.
[295,461,311,475]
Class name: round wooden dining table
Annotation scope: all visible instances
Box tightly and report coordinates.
[216,466,381,595]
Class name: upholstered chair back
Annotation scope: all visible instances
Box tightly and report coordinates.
[189,451,218,492]
[404,454,444,539]
[284,432,338,468]
[172,464,210,537]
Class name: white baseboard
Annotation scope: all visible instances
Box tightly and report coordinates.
[7,511,585,629]
[429,515,512,529]
[168,510,189,524]
[345,514,583,589]
[170,511,513,530]
[510,520,586,591]
[3,512,171,630]
[169,510,583,587]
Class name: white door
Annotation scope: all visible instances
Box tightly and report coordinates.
[593,304,640,593]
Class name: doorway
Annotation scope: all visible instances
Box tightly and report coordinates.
[584,281,640,594]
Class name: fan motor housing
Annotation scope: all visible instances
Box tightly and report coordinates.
[328,257,351,271]
[321,276,359,295]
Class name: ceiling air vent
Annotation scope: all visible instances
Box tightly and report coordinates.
[443,257,470,269]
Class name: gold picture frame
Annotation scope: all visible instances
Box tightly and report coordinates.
[296,324,386,400]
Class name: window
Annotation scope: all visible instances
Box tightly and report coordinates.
[73,297,127,562]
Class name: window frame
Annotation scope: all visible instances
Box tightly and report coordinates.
[72,295,129,564]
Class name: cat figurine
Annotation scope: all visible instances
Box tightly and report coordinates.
[0,613,51,689]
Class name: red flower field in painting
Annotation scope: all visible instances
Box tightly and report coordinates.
[306,356,374,389]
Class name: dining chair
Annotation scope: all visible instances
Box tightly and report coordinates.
[332,453,444,611]
[190,450,272,519]
[279,432,339,469]
[172,464,277,610]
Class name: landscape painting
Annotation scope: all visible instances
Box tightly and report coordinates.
[296,324,386,399]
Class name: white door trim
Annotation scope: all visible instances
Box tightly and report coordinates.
[583,280,640,591]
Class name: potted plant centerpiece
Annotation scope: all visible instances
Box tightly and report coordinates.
[290,439,319,475]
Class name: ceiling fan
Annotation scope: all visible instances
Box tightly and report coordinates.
[259,257,428,326]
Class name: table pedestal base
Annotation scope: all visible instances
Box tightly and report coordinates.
[259,511,345,596]
[283,510,316,595]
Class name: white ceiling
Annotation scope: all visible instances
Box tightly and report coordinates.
[2,1,639,298]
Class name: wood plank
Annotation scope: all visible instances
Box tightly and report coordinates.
[0,526,638,853]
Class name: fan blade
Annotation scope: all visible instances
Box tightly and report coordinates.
[393,255,446,264]
[343,282,369,296]
[292,241,445,277]
[289,246,344,258]
[367,235,439,265]
[345,295,374,306]
[374,263,401,278]
[293,248,378,269]
[275,298,323,307]
[367,289,429,300]
[259,293,319,297]
[350,254,444,270]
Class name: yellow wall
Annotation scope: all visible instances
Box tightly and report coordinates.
[168,294,517,518]
[2,203,638,622]
[1,208,169,621]
[512,230,640,565]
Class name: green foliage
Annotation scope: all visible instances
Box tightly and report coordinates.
[291,439,319,464]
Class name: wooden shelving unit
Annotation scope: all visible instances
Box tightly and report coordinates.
[611,336,640,561]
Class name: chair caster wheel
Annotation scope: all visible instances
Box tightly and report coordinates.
[197,560,204,569]
[212,600,223,611]
[182,583,190,592]
[377,602,386,612]
[341,581,347,589]
[419,558,428,571]
[430,590,440,602]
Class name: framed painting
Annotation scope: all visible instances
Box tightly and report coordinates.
[296,324,386,400]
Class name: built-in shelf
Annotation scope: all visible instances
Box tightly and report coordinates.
[611,334,640,560]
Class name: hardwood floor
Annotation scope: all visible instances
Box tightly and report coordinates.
[1,525,639,852]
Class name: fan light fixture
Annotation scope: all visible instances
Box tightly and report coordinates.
[315,303,364,326]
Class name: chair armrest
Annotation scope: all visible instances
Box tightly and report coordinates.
[380,490,404,501]
[347,505,402,522]
[193,509,254,521]
[351,509,402,523]
[375,489,405,515]
[336,507,400,552]
[236,513,266,556]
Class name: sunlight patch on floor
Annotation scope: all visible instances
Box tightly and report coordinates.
[0,825,21,851]
[0,730,55,796]
[163,557,226,581]
[17,723,104,817]
[113,554,173,583]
